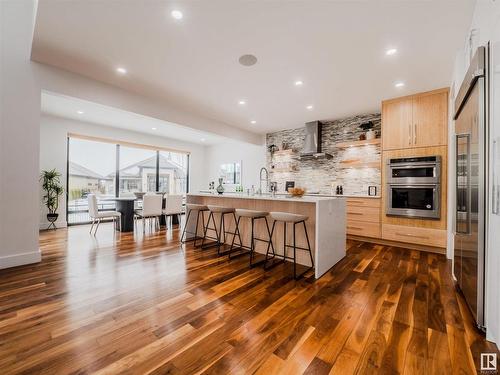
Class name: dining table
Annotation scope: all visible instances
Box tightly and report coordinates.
[101,196,181,232]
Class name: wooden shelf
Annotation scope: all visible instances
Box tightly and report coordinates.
[336,138,381,148]
[340,161,380,169]
[271,168,296,173]
[273,149,296,156]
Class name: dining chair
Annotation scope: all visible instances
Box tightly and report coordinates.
[87,194,121,235]
[134,193,163,233]
[163,194,184,229]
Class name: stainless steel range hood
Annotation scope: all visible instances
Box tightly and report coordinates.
[300,121,333,160]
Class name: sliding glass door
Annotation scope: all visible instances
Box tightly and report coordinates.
[67,138,116,224]
[118,146,157,197]
[67,136,189,225]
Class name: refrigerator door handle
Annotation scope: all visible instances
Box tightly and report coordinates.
[456,133,471,235]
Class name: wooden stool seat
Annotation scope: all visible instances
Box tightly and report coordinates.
[207,205,235,214]
[235,209,269,218]
[186,203,209,211]
[269,212,308,223]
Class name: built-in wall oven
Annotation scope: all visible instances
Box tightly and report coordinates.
[386,156,441,219]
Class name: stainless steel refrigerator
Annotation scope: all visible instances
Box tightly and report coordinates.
[453,45,488,329]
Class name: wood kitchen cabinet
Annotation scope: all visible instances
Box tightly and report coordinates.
[346,198,381,239]
[382,97,413,150]
[382,88,448,150]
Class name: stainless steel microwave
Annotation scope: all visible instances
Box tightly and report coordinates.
[386,156,441,219]
[387,156,441,185]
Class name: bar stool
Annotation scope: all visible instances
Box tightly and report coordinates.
[228,209,274,267]
[265,212,314,279]
[201,205,238,256]
[180,203,209,247]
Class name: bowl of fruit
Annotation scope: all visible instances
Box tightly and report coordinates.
[288,187,306,197]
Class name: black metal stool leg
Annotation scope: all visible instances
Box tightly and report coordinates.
[201,212,214,248]
[249,218,255,266]
[304,220,314,267]
[193,210,200,247]
[264,217,275,257]
[293,221,297,279]
[283,221,287,260]
[265,220,281,269]
[217,212,224,255]
[180,209,192,243]
[229,216,242,258]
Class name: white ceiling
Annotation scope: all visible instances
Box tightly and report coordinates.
[32,0,475,134]
[41,91,228,145]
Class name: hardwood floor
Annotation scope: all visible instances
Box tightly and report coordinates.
[0,223,497,374]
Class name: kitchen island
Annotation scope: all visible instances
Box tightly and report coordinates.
[186,193,346,278]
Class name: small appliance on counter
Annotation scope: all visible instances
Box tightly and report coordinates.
[285,181,295,192]
[368,186,377,196]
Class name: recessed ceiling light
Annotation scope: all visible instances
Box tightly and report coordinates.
[295,80,303,86]
[171,10,183,20]
[76,110,84,114]
[395,81,405,88]
[250,120,257,124]
[116,67,127,75]
[200,138,206,142]
[306,105,313,110]
[386,48,398,56]
[151,127,157,130]
[238,100,246,105]
[239,54,258,67]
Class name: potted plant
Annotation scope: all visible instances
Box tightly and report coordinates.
[40,169,64,229]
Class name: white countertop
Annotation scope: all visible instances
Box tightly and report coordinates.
[188,192,339,203]
[196,191,380,200]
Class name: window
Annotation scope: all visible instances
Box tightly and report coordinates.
[119,146,156,196]
[67,138,116,224]
[67,136,190,225]
[159,151,188,194]
[219,162,241,185]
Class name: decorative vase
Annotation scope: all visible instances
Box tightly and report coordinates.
[366,129,376,140]
[216,178,225,195]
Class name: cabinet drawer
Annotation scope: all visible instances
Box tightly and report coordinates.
[347,220,381,238]
[347,206,380,223]
[382,224,446,248]
[347,198,381,209]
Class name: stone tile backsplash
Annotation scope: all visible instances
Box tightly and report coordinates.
[266,113,381,196]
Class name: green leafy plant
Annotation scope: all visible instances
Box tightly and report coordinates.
[40,169,64,215]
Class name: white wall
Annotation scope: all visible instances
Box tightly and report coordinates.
[205,141,266,192]
[40,114,208,228]
[449,0,500,343]
[0,0,41,269]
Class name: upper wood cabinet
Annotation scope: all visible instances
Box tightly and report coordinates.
[382,97,413,150]
[382,88,448,150]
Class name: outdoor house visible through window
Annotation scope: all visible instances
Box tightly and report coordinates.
[219,162,241,185]
[67,135,190,225]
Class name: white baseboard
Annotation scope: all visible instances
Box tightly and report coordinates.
[0,249,41,269]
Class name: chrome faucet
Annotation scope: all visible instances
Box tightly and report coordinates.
[259,167,269,194]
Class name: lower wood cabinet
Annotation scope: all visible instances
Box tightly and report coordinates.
[346,198,381,238]
[347,220,381,238]
[382,224,446,248]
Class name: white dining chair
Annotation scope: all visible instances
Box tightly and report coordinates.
[88,194,121,235]
[163,194,184,228]
[134,193,163,233]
